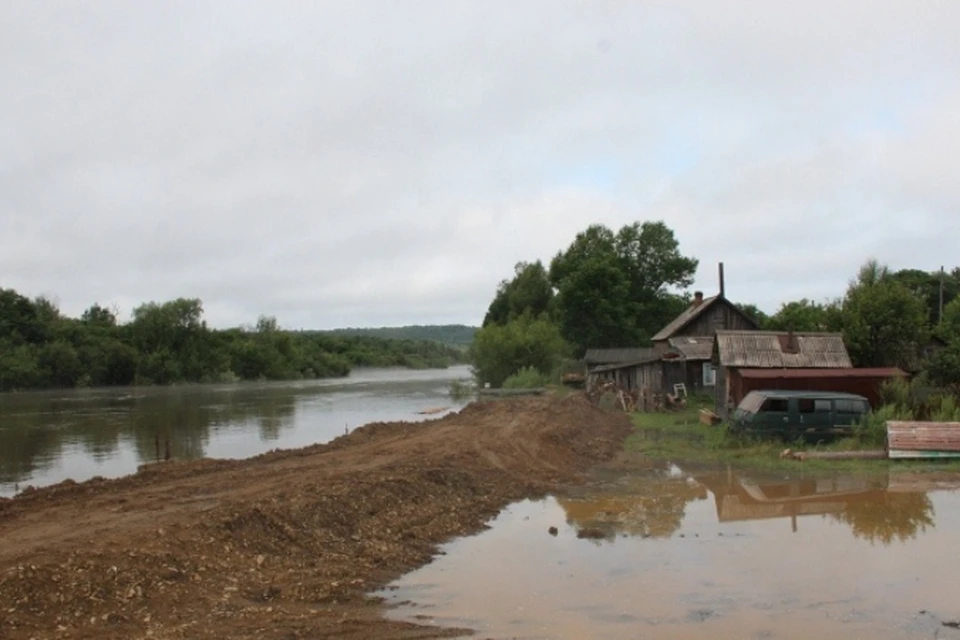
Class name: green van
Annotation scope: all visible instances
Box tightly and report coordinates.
[729,390,871,439]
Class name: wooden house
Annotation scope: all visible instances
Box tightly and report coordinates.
[712,330,854,417]
[648,291,759,395]
[586,286,759,397]
[651,291,759,352]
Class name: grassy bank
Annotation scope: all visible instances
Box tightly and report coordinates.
[625,395,960,472]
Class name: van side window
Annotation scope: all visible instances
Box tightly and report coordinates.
[814,399,832,412]
[835,399,868,413]
[760,398,788,412]
[798,398,815,413]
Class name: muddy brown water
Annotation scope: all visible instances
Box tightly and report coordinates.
[0,365,471,496]
[378,464,960,640]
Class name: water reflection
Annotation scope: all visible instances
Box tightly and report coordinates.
[380,466,960,640]
[557,467,941,546]
[693,469,935,544]
[558,468,709,539]
[0,366,471,495]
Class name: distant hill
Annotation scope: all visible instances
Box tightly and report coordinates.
[320,324,477,347]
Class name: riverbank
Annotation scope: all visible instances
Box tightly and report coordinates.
[0,393,631,639]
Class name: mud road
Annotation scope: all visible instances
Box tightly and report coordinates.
[0,394,631,639]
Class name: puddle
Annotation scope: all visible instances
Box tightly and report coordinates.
[377,466,960,639]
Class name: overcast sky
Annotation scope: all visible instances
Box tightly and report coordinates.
[2,2,959,329]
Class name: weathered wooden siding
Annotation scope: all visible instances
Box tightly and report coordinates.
[588,361,666,394]
[678,300,756,339]
[715,365,731,418]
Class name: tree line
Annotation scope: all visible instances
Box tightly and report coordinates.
[0,289,467,391]
[471,220,960,388]
[321,324,476,347]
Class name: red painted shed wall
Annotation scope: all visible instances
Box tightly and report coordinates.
[729,368,908,409]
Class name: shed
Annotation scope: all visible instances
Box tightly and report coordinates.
[586,354,664,393]
[730,367,908,409]
[712,330,854,417]
[584,348,656,367]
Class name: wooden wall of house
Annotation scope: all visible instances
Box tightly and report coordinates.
[686,360,713,394]
[715,365,732,418]
[663,361,687,395]
[679,300,757,338]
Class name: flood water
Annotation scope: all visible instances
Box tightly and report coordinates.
[379,464,960,640]
[0,365,472,497]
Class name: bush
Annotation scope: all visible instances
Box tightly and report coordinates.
[448,378,476,400]
[470,312,569,387]
[502,366,549,389]
[855,404,914,447]
[930,393,960,422]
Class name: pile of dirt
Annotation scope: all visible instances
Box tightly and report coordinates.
[0,393,631,639]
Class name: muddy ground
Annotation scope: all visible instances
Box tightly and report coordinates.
[0,394,632,639]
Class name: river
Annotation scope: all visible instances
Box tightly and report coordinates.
[0,365,473,497]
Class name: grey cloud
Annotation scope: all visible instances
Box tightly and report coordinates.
[2,1,959,327]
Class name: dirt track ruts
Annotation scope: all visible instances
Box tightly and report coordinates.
[0,393,632,639]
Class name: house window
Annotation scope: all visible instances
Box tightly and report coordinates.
[702,362,716,387]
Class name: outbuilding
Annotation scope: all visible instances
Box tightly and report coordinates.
[712,330,854,418]
[730,367,908,409]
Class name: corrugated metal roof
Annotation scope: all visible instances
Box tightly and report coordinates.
[737,367,907,379]
[651,296,719,342]
[715,330,853,368]
[669,336,714,360]
[584,348,655,365]
[888,421,960,457]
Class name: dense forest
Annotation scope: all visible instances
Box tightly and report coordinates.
[472,220,960,388]
[320,324,476,347]
[0,289,468,391]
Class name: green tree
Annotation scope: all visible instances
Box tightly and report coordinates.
[0,285,468,390]
[928,343,960,387]
[840,260,929,368]
[735,303,769,329]
[483,261,554,327]
[470,312,569,387]
[936,297,960,342]
[81,304,118,328]
[0,288,47,344]
[552,251,640,351]
[766,298,839,332]
[892,268,959,327]
[548,221,698,353]
[38,340,83,387]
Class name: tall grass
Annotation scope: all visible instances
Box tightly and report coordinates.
[854,376,960,447]
[502,366,550,389]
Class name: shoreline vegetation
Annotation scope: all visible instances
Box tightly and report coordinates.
[0,288,472,392]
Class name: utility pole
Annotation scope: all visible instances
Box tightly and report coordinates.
[940,266,945,325]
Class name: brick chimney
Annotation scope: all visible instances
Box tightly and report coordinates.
[692,291,704,308]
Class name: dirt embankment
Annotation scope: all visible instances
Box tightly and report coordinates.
[0,393,631,639]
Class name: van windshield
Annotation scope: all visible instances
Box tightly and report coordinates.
[738,392,766,413]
